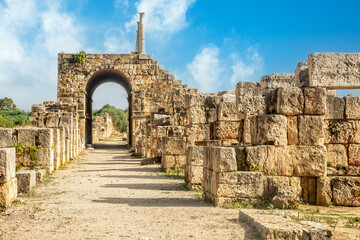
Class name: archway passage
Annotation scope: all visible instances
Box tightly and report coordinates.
[85,69,132,147]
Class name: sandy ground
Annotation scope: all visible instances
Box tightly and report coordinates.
[0,140,259,240]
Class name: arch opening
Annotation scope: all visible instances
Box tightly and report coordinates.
[85,69,132,147]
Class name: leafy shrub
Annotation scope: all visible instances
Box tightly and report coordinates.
[0,111,30,127]
[70,51,86,63]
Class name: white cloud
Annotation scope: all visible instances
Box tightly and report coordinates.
[126,0,196,35]
[230,46,264,84]
[187,46,223,93]
[114,0,129,8]
[0,0,84,110]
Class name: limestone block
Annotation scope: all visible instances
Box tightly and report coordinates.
[31,104,45,112]
[308,53,360,88]
[293,146,326,177]
[236,96,266,119]
[238,118,252,145]
[0,148,16,183]
[166,126,184,137]
[300,177,317,204]
[326,144,348,167]
[0,128,14,148]
[218,101,238,121]
[251,115,287,146]
[325,96,345,119]
[186,107,206,124]
[316,177,332,206]
[209,147,237,173]
[298,116,324,145]
[345,94,360,119]
[38,128,53,148]
[326,90,338,97]
[185,94,207,108]
[45,116,59,127]
[264,146,294,177]
[16,170,36,193]
[304,87,326,115]
[295,61,309,87]
[276,87,304,115]
[331,176,360,206]
[264,89,277,114]
[214,121,239,140]
[185,124,210,145]
[287,116,298,145]
[205,95,221,108]
[162,137,186,155]
[245,145,267,171]
[325,120,360,144]
[187,165,203,185]
[260,73,295,91]
[151,114,171,126]
[0,178,17,209]
[17,128,36,146]
[37,147,54,169]
[235,82,262,97]
[348,144,360,166]
[186,146,204,166]
[214,172,265,198]
[266,176,301,209]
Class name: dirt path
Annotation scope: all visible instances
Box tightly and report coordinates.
[0,139,259,239]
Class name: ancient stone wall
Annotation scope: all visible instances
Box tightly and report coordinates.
[93,113,113,141]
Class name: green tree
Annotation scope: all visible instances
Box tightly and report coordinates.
[93,104,128,132]
[0,97,19,111]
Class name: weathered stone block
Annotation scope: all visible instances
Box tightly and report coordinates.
[0,178,17,209]
[308,53,360,88]
[287,116,298,145]
[37,147,54,170]
[325,120,360,144]
[214,172,265,198]
[345,94,360,119]
[185,124,210,145]
[264,89,277,114]
[264,146,294,177]
[17,128,36,146]
[234,146,246,171]
[0,148,16,184]
[260,73,295,91]
[304,87,326,115]
[236,96,266,119]
[266,176,301,209]
[238,118,251,145]
[205,108,218,123]
[251,115,287,146]
[209,147,237,173]
[0,128,14,148]
[326,144,348,167]
[276,87,304,115]
[186,165,203,186]
[298,116,324,145]
[325,96,345,119]
[235,82,262,97]
[44,116,59,127]
[31,104,45,112]
[348,144,360,166]
[245,145,267,172]
[316,177,332,206]
[214,121,239,140]
[16,170,36,193]
[186,146,204,166]
[185,94,207,108]
[186,107,206,124]
[332,176,360,206]
[162,137,186,155]
[35,169,47,184]
[218,101,238,121]
[295,61,309,87]
[293,146,326,177]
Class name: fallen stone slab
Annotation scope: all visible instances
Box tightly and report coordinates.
[141,157,161,165]
[16,170,36,194]
[238,209,332,240]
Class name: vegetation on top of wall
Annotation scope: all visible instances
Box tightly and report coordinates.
[93,104,128,132]
[0,97,30,127]
[70,51,86,63]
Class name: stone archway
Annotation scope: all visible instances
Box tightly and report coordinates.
[85,69,132,147]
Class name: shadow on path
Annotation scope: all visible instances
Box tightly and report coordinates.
[92,197,209,207]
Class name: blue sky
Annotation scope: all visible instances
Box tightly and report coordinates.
[1,0,360,110]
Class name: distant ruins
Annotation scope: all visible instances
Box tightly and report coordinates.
[1,13,360,209]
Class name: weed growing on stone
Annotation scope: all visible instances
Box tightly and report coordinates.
[345,216,360,229]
